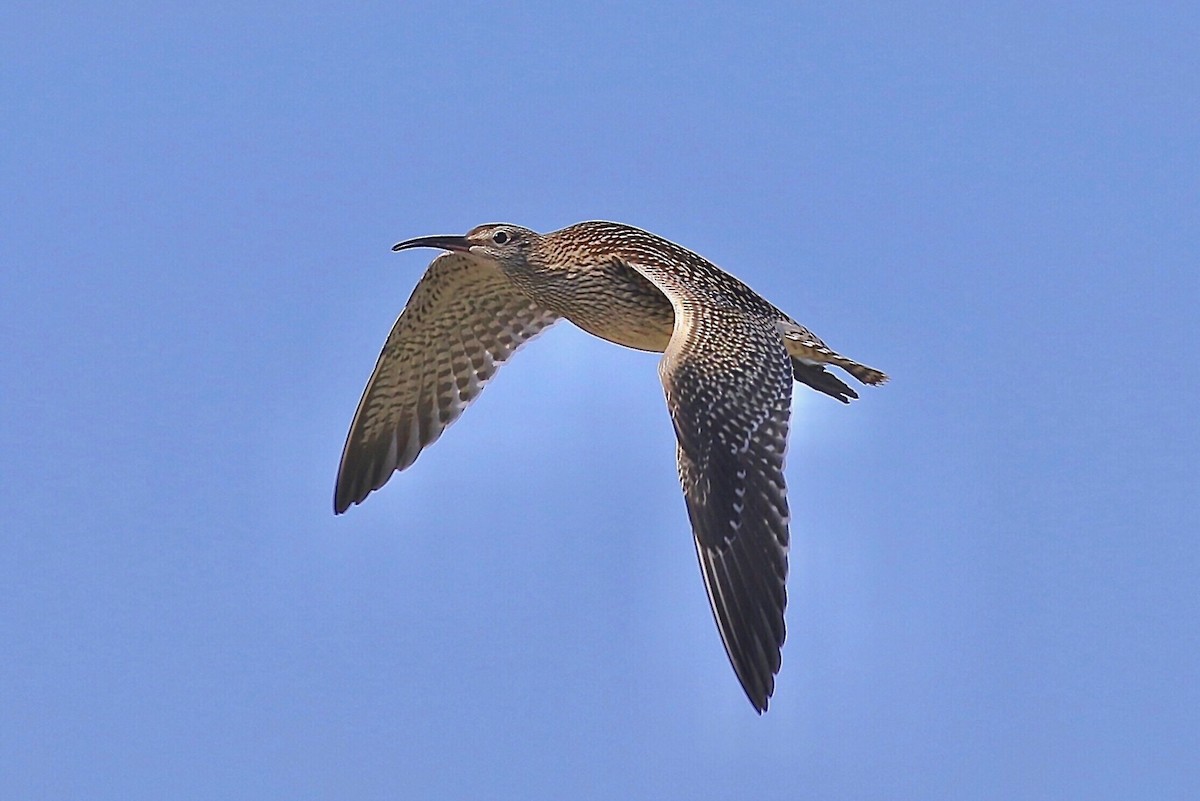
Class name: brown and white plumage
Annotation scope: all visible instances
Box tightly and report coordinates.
[334,252,558,514]
[334,220,887,712]
[659,306,794,709]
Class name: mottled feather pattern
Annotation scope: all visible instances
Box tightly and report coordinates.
[620,253,794,711]
[668,320,793,708]
[334,253,558,513]
[336,220,886,712]
[555,221,885,398]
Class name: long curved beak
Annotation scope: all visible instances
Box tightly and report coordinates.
[392,234,472,253]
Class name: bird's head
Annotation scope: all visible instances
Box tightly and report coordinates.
[392,223,538,266]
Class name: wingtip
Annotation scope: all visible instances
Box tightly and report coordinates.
[332,483,357,515]
[743,683,772,714]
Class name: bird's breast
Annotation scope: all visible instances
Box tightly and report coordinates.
[520,259,676,353]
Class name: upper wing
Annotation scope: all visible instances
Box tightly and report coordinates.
[334,252,558,513]
[624,260,793,713]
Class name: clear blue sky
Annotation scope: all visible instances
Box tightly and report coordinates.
[3,3,1197,799]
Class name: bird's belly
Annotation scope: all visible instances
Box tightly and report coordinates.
[529,261,676,353]
[570,313,674,352]
[560,283,675,353]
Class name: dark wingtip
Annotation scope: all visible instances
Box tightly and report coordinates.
[741,681,771,714]
[333,479,362,515]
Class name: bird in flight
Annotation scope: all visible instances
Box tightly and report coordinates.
[334,220,886,712]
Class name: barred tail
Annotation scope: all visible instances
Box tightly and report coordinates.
[836,358,888,386]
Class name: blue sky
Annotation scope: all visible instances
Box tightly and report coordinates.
[2,2,1197,799]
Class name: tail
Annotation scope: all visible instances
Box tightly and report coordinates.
[788,345,888,399]
[778,320,888,390]
[835,358,889,387]
[790,342,888,388]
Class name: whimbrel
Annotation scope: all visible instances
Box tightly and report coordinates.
[334,220,886,712]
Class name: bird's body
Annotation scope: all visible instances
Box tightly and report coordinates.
[508,235,677,352]
[335,220,886,712]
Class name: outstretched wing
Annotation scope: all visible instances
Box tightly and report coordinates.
[623,258,793,713]
[335,252,558,513]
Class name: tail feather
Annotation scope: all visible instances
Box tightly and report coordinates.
[839,361,889,386]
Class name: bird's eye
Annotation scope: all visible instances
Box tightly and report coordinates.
[492,231,510,245]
